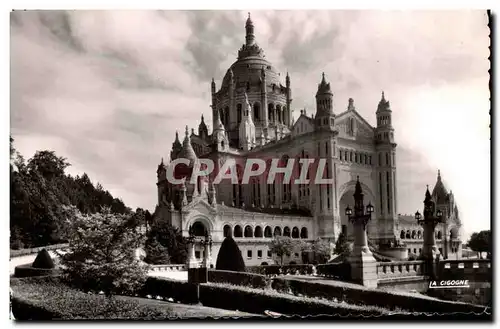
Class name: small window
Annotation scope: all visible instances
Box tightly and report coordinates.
[195,251,201,259]
[258,250,263,258]
[267,250,272,258]
[247,250,252,258]
[294,253,299,257]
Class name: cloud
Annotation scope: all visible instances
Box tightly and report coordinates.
[10,10,490,238]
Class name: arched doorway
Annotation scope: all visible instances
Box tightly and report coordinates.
[192,221,207,236]
[338,181,375,241]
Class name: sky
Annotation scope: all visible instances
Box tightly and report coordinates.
[10,10,490,240]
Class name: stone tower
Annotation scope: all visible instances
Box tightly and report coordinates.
[374,92,397,241]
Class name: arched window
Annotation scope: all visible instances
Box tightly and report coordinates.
[254,226,263,238]
[192,221,207,236]
[292,227,299,239]
[417,231,422,239]
[283,227,291,237]
[400,230,405,239]
[234,225,243,238]
[276,105,282,123]
[264,226,273,238]
[437,231,442,239]
[244,225,253,238]
[411,230,416,239]
[223,225,232,238]
[300,227,308,239]
[273,226,282,237]
[405,230,411,239]
[268,103,273,121]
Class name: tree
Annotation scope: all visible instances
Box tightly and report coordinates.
[144,237,170,264]
[216,237,246,272]
[58,206,148,297]
[27,150,70,180]
[269,236,296,265]
[467,230,491,259]
[334,232,351,259]
[147,220,188,264]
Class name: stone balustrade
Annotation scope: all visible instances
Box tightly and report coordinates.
[149,264,187,272]
[376,260,424,279]
[437,259,491,281]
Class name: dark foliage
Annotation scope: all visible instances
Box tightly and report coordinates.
[10,277,171,320]
[270,277,488,314]
[208,269,269,289]
[144,237,170,265]
[147,220,187,264]
[216,237,246,272]
[467,230,491,257]
[14,264,58,278]
[10,137,130,248]
[316,262,351,281]
[140,277,388,317]
[334,232,350,257]
[32,249,55,269]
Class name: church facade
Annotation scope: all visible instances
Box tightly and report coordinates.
[153,15,462,266]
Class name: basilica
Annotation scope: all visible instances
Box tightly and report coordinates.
[153,14,463,266]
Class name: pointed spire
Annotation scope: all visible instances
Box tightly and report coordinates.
[316,72,332,95]
[437,169,441,181]
[161,157,164,165]
[245,12,255,46]
[185,125,189,137]
[201,114,205,122]
[286,71,290,85]
[348,98,355,111]
[425,185,432,203]
[175,131,180,143]
[377,90,391,112]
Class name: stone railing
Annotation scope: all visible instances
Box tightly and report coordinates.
[376,260,425,279]
[149,264,187,272]
[437,259,491,281]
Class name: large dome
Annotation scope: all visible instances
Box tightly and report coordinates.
[219,14,284,92]
[220,56,283,91]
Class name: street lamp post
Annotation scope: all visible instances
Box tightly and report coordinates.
[344,176,377,288]
[415,186,443,261]
[186,225,211,305]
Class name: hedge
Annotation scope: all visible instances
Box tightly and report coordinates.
[208,269,269,289]
[10,276,170,320]
[10,243,69,258]
[316,263,351,281]
[14,264,59,278]
[272,277,489,315]
[246,264,314,276]
[11,276,255,320]
[141,276,390,317]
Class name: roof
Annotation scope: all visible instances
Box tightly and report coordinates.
[217,204,313,218]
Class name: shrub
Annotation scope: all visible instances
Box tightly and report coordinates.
[208,269,269,289]
[32,249,55,269]
[144,237,170,265]
[58,206,149,297]
[147,220,188,264]
[14,264,58,278]
[271,276,489,314]
[316,262,351,280]
[141,276,388,317]
[216,237,245,272]
[11,277,174,319]
[11,239,24,250]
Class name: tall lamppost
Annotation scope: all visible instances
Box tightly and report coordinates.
[345,177,374,255]
[344,176,377,288]
[415,185,443,262]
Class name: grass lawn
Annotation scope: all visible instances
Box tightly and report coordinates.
[10,277,258,320]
